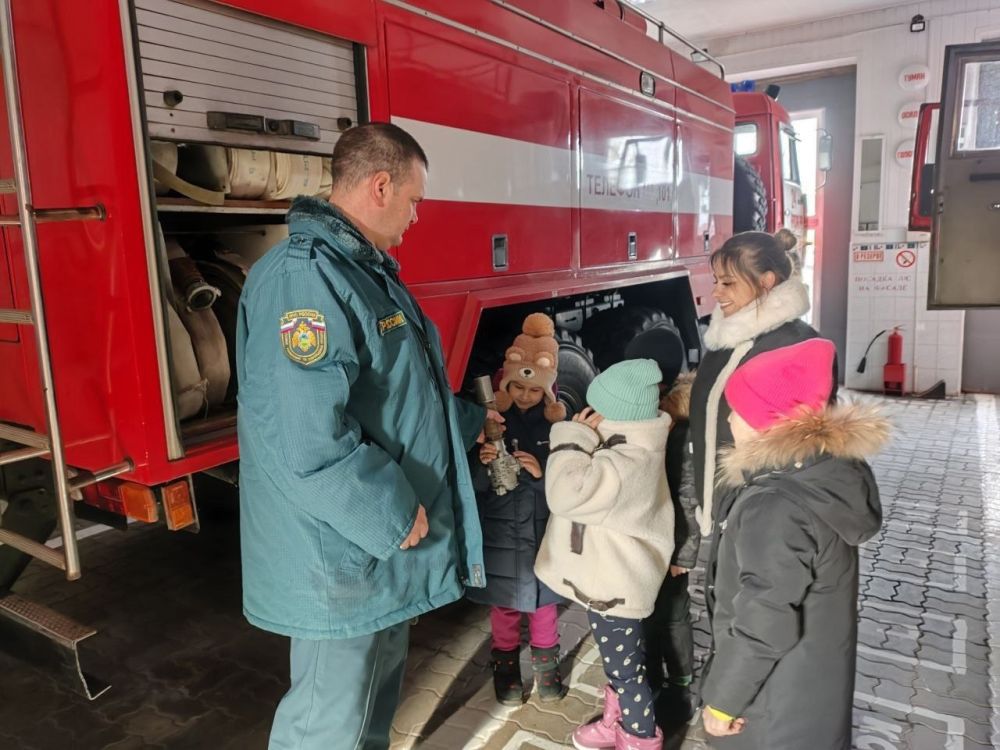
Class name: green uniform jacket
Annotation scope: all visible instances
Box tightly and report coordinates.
[236,196,486,640]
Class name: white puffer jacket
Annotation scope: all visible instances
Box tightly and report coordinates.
[534,414,674,620]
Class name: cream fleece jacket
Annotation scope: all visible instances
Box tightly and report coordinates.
[534,414,675,620]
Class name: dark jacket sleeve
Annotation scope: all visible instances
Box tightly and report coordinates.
[700,493,817,717]
[667,422,700,568]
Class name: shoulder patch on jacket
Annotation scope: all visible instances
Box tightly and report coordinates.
[377,310,407,336]
[280,309,327,365]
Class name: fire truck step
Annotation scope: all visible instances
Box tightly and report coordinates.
[0,422,49,449]
[0,308,34,325]
[0,592,109,700]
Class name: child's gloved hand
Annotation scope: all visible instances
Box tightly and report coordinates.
[513,450,542,479]
[479,442,499,465]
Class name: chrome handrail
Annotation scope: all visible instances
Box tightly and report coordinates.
[0,0,81,580]
[619,0,726,79]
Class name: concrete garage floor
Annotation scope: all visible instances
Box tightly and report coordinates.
[0,394,998,749]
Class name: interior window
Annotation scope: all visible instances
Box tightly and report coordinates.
[956,60,1000,152]
[780,128,800,184]
[734,123,758,155]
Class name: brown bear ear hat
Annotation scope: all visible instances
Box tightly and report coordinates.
[493,312,568,423]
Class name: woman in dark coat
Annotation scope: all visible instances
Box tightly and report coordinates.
[689,229,837,536]
[699,339,887,749]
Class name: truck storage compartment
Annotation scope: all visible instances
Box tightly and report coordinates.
[129,0,363,451]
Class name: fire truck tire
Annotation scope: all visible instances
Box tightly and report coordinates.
[733,155,767,232]
[556,330,599,417]
[584,306,684,372]
[0,456,57,592]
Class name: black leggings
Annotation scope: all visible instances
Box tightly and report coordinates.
[588,610,657,738]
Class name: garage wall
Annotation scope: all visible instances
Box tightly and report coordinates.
[761,73,856,382]
[701,0,1000,394]
[702,0,1000,234]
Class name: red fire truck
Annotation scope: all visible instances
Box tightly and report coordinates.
[0,0,803,694]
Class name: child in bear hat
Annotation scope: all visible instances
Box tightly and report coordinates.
[469,312,567,706]
[699,338,887,749]
[535,359,675,750]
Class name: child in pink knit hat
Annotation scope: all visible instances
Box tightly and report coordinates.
[698,338,889,749]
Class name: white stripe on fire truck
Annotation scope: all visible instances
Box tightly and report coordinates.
[395,117,733,216]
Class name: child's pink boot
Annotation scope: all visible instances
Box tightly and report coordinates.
[572,684,620,750]
[614,722,663,750]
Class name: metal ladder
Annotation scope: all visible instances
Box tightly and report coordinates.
[0,0,130,700]
[0,0,126,582]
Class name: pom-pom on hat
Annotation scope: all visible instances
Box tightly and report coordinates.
[586,359,662,422]
[724,338,835,431]
[494,312,567,423]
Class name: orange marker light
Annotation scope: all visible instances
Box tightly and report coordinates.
[162,480,196,531]
[118,482,158,523]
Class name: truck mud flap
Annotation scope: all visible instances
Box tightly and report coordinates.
[0,592,109,700]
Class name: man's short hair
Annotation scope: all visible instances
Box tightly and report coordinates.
[330,122,428,191]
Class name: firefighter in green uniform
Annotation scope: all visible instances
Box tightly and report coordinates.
[236,123,496,750]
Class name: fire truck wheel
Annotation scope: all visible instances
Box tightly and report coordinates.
[556,330,599,417]
[584,306,685,373]
[0,455,57,593]
[733,155,767,232]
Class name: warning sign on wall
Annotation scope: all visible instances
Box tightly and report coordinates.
[845,241,964,396]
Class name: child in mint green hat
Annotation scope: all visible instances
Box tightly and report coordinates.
[535,359,675,750]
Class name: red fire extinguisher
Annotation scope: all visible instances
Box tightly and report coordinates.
[884,326,905,395]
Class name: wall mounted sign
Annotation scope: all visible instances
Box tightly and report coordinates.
[895,138,916,167]
[898,101,922,128]
[899,64,930,91]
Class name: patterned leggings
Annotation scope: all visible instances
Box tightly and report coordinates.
[588,610,656,738]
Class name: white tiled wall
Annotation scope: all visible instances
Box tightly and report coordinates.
[845,240,964,394]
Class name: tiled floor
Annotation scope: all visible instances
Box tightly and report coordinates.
[0,394,997,749]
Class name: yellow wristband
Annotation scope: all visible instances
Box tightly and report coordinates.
[706,705,736,722]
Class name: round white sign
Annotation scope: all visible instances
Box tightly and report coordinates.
[895,139,916,167]
[898,101,922,128]
[899,64,930,91]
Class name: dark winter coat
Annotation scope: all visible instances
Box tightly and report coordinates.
[701,403,888,750]
[662,376,699,569]
[689,276,838,534]
[468,403,562,612]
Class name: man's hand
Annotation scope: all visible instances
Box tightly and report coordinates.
[513,451,542,479]
[572,406,604,430]
[476,409,506,444]
[703,707,746,737]
[669,565,690,577]
[400,505,429,550]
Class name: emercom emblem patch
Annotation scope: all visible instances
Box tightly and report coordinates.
[377,310,407,336]
[280,310,327,365]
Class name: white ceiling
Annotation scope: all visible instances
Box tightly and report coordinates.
[633,0,919,41]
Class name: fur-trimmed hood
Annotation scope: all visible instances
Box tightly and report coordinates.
[660,373,693,423]
[719,402,889,546]
[704,276,810,351]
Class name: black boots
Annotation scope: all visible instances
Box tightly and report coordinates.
[491,648,524,705]
[530,645,567,702]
